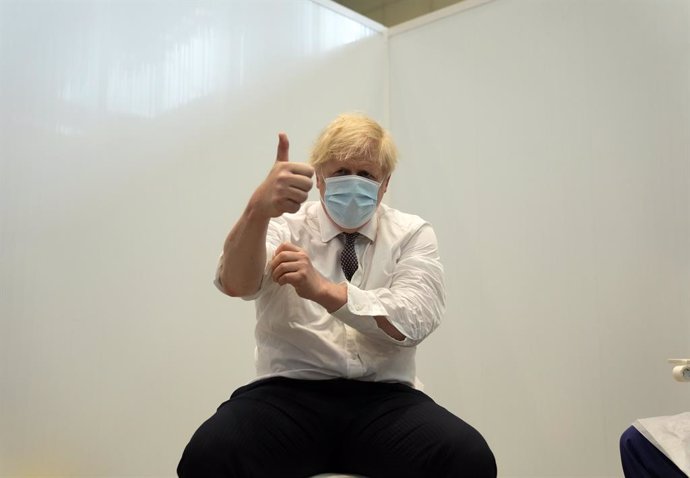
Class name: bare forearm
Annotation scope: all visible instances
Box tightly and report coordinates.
[219,203,271,296]
[374,316,405,341]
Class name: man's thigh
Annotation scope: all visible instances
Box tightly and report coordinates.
[178,378,334,478]
[339,386,496,478]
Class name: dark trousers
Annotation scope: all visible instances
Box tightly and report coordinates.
[620,426,687,478]
[178,377,497,478]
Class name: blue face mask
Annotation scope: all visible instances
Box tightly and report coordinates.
[322,175,381,230]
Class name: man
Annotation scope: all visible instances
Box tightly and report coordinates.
[178,113,497,477]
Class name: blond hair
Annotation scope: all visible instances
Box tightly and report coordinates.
[309,113,398,177]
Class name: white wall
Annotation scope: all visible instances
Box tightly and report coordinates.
[3,0,688,477]
[388,1,689,477]
[0,1,386,475]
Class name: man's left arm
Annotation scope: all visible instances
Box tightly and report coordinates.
[332,224,446,346]
[270,224,445,345]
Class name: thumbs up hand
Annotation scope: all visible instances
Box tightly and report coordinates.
[249,133,315,219]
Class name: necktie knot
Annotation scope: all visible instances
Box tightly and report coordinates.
[340,233,360,281]
[343,232,359,245]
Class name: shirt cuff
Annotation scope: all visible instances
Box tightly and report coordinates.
[331,282,412,345]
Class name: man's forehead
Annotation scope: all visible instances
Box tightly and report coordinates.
[323,157,380,172]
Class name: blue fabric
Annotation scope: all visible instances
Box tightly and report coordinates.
[620,426,687,478]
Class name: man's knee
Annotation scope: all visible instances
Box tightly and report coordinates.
[459,440,497,477]
[177,419,243,477]
[444,426,497,478]
[467,441,497,477]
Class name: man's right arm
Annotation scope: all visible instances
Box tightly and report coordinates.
[217,204,271,297]
[217,133,314,297]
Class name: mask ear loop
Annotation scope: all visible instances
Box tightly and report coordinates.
[381,174,391,191]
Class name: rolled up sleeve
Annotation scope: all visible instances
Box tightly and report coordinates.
[331,224,445,346]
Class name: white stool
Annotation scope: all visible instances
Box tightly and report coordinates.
[310,475,367,477]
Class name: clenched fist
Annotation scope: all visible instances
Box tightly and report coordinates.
[249,133,314,219]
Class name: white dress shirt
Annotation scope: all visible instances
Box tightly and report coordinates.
[215,201,446,388]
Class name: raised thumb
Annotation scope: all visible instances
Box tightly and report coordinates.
[275,133,289,162]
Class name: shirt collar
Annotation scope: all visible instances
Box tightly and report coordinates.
[317,200,378,243]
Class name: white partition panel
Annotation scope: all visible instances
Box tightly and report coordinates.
[388,1,689,477]
[0,1,385,475]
